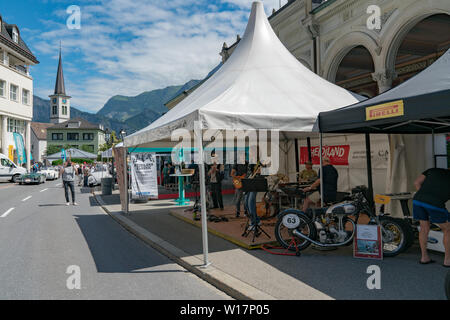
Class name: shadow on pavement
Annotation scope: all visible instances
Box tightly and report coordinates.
[73,213,185,274]
[95,192,448,299]
[38,204,68,207]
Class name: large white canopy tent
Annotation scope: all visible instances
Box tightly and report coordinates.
[124,1,362,266]
[47,148,98,160]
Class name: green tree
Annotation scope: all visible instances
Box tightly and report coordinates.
[46,145,62,156]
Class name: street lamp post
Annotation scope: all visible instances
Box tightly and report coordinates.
[104,129,115,184]
[119,129,128,214]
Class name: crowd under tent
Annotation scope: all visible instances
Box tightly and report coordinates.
[123,1,372,266]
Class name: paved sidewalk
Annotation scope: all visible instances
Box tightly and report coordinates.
[92,190,448,300]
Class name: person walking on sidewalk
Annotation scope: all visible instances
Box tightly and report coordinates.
[76,164,83,186]
[60,160,78,206]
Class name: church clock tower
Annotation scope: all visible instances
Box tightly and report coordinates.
[49,48,71,124]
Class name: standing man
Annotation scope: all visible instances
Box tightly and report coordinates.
[231,154,248,218]
[60,160,78,206]
[77,164,83,186]
[83,164,90,187]
[245,162,262,230]
[413,167,450,266]
[208,154,224,210]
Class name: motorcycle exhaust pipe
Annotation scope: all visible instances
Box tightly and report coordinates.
[292,229,354,247]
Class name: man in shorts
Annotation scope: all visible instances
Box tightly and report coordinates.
[413,167,450,266]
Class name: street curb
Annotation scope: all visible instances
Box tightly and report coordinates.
[93,193,276,301]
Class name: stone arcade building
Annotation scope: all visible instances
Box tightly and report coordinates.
[221,0,450,97]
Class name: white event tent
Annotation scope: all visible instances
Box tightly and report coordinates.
[124,1,362,266]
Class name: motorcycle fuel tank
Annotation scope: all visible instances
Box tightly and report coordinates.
[326,202,357,215]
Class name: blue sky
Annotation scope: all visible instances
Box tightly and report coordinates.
[2,0,286,113]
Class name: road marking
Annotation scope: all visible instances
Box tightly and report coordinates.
[22,196,32,202]
[1,208,14,218]
[40,188,48,192]
[56,183,62,187]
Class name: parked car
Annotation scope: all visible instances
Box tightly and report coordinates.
[88,166,112,186]
[18,172,46,185]
[0,153,27,183]
[38,167,58,180]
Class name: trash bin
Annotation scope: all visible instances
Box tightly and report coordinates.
[101,177,113,195]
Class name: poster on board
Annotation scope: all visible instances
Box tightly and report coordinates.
[131,153,158,199]
[353,224,383,260]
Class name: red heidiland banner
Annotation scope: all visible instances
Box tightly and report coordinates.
[300,145,350,166]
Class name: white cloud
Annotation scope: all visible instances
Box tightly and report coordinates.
[221,0,288,13]
[33,0,283,112]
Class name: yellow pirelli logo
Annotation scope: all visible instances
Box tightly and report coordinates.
[366,100,404,121]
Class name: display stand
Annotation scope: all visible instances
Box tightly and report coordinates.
[261,239,301,257]
[170,173,193,206]
[241,178,271,243]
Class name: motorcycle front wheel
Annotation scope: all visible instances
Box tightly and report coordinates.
[380,216,412,257]
[275,210,316,252]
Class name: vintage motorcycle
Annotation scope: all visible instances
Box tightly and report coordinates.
[274,186,414,257]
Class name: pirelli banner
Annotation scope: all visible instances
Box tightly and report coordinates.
[366,100,404,121]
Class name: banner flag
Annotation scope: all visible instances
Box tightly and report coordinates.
[13,133,26,164]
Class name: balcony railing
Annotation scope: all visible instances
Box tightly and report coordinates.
[14,64,29,75]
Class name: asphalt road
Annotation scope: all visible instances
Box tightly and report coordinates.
[0,180,231,300]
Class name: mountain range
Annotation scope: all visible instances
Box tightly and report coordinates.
[32,79,202,135]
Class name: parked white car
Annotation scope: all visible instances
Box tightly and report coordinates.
[38,167,58,180]
[87,166,112,186]
[0,153,27,183]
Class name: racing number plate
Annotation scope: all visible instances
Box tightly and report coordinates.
[282,213,300,229]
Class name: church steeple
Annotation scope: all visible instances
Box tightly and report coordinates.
[54,46,66,95]
[49,44,71,124]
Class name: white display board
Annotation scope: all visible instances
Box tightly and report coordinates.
[131,153,158,199]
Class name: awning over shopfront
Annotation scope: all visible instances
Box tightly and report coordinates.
[47,148,98,160]
[317,49,450,134]
[125,1,361,148]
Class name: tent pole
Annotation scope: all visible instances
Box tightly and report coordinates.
[432,129,436,168]
[124,146,129,215]
[365,133,375,212]
[195,122,210,268]
[294,139,299,179]
[319,133,324,208]
[307,137,312,163]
